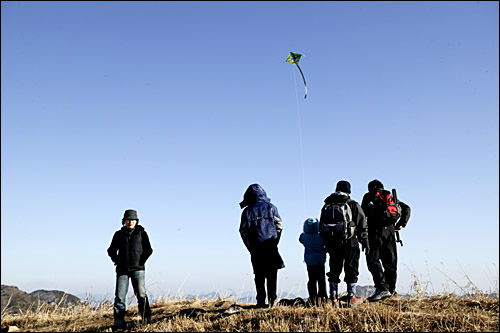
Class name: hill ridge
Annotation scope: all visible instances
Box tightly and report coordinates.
[1,285,81,314]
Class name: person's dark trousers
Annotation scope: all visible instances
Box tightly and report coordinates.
[254,269,278,306]
[366,226,398,292]
[326,243,360,284]
[306,265,327,304]
[114,270,152,322]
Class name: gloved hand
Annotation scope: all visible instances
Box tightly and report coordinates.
[361,239,370,254]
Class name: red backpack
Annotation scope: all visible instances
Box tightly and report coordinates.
[374,189,402,225]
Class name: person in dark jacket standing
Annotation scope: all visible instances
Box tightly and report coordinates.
[361,179,411,302]
[319,180,368,307]
[107,209,153,328]
[299,217,327,305]
[239,184,284,308]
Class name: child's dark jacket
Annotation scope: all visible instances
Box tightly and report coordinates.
[299,220,326,266]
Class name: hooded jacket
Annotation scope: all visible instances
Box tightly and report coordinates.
[239,184,283,251]
[299,219,326,266]
[319,191,368,249]
[107,225,153,274]
[239,184,284,271]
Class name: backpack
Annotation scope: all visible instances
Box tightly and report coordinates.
[373,189,402,226]
[320,201,356,241]
[245,203,278,245]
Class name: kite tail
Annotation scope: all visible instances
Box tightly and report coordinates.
[296,64,307,99]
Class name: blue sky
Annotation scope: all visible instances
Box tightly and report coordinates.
[2,1,498,300]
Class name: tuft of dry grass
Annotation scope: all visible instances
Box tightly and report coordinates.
[1,293,498,332]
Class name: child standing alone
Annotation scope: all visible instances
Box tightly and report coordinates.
[299,217,327,305]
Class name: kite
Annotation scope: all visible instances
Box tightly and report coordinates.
[286,52,307,99]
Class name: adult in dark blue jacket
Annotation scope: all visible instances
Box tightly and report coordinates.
[239,184,284,308]
[299,217,327,305]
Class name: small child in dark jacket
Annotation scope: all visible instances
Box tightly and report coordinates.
[299,217,327,305]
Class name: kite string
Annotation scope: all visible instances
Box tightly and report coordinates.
[293,68,307,217]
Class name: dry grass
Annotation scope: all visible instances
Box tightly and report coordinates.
[1,292,498,332]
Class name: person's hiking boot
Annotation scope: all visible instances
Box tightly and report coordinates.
[329,281,339,307]
[346,283,357,298]
[390,290,398,297]
[112,319,125,331]
[255,302,267,309]
[113,319,125,327]
[367,289,392,302]
[347,294,363,307]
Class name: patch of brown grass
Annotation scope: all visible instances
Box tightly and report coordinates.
[1,293,498,332]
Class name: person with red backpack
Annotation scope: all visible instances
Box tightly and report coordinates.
[361,179,411,302]
[319,180,369,307]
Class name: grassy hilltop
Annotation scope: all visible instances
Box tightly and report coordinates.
[1,293,498,332]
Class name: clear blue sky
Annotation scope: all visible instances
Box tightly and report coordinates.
[2,1,498,300]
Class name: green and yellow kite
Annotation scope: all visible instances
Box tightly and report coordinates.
[286,52,307,99]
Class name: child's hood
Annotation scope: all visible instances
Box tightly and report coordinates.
[303,218,319,234]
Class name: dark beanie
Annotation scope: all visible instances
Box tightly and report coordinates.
[336,180,351,194]
[368,179,384,191]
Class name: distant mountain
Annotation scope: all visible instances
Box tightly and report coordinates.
[1,285,37,314]
[190,286,375,303]
[197,286,376,302]
[182,290,300,305]
[207,286,376,302]
[30,289,81,306]
[153,290,253,304]
[1,285,81,314]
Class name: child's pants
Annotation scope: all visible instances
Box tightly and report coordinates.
[306,265,327,301]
